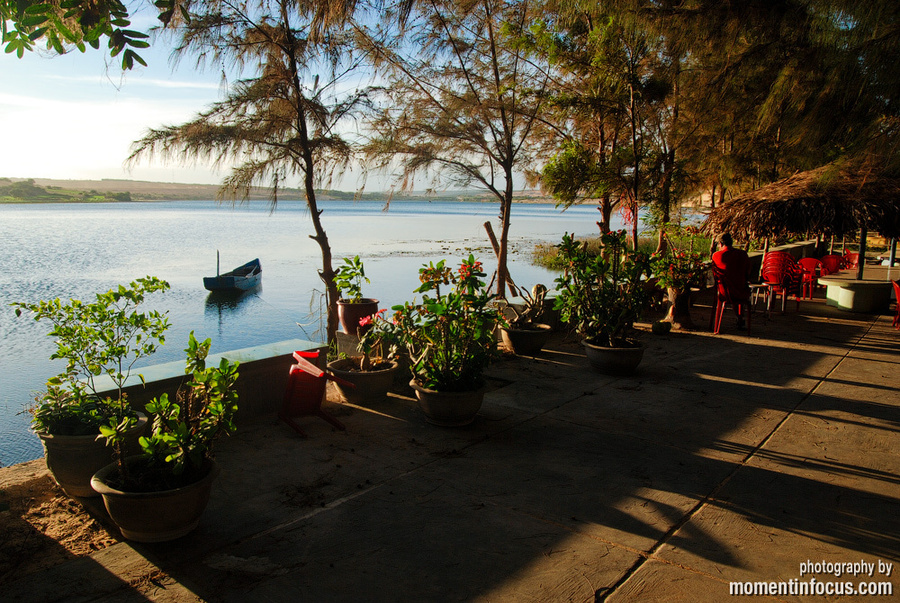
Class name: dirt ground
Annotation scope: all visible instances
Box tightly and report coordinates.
[0,460,119,586]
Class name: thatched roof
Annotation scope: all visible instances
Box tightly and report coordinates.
[704,164,900,239]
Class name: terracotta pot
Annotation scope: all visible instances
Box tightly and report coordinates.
[336,298,379,336]
[582,338,644,376]
[500,323,553,355]
[38,413,148,498]
[91,458,220,543]
[409,379,485,427]
[327,358,400,405]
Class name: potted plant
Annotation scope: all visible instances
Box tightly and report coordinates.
[391,256,505,426]
[650,225,709,330]
[11,277,170,497]
[554,231,651,375]
[327,309,402,405]
[90,331,239,542]
[499,284,554,355]
[334,255,379,336]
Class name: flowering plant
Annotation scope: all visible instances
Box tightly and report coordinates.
[554,230,651,347]
[650,249,707,291]
[356,310,401,370]
[390,255,505,391]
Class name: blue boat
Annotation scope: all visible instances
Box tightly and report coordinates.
[203,256,262,292]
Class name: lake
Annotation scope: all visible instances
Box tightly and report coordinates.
[0,199,619,466]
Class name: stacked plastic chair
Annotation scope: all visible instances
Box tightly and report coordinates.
[843,252,861,269]
[820,254,843,275]
[761,251,802,313]
[797,257,822,300]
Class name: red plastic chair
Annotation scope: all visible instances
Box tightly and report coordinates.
[843,252,861,269]
[893,280,900,329]
[279,350,351,437]
[820,254,843,275]
[710,265,751,335]
[761,252,801,313]
[797,257,822,300]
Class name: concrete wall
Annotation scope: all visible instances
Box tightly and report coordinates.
[94,339,327,423]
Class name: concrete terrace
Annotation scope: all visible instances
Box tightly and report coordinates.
[2,294,899,602]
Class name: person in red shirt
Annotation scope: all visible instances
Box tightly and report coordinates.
[712,233,751,328]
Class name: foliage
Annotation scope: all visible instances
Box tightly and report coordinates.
[100,331,239,492]
[364,0,553,297]
[356,309,401,371]
[1,0,159,69]
[12,277,170,435]
[390,255,505,392]
[334,256,370,302]
[650,225,709,291]
[127,0,375,347]
[554,231,651,347]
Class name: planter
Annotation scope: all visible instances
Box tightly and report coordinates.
[582,338,645,376]
[38,413,148,498]
[91,458,220,543]
[409,379,486,427]
[500,323,553,355]
[327,358,400,405]
[337,298,379,336]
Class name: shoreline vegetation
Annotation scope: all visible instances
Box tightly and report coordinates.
[0,177,558,204]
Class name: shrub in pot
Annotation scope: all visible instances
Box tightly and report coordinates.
[334,255,379,336]
[649,224,709,330]
[12,277,170,496]
[91,332,239,542]
[391,256,505,425]
[328,309,401,405]
[499,284,553,355]
[554,231,651,375]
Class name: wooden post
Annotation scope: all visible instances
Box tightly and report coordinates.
[856,227,867,280]
[889,238,897,267]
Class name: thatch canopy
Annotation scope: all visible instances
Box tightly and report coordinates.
[704,164,900,240]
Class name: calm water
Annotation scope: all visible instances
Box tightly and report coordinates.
[0,199,613,466]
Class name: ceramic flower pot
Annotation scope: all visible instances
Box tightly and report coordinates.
[327,358,400,405]
[91,458,220,543]
[336,298,379,336]
[582,338,644,376]
[500,323,553,355]
[409,379,486,427]
[38,412,148,498]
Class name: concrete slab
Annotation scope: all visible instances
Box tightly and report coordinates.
[3,298,899,602]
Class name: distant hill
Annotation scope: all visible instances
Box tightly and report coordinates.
[1,177,556,203]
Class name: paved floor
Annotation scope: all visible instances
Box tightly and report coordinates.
[3,295,899,602]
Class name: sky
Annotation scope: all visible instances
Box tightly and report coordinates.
[0,13,373,191]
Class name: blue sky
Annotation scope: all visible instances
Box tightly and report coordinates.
[0,16,381,191]
[0,17,240,185]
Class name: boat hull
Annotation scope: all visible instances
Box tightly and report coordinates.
[203,258,261,292]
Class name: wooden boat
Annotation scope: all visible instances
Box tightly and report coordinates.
[203,256,261,292]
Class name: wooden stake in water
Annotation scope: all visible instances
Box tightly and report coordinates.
[217,250,220,277]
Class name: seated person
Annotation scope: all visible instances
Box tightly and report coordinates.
[712,233,751,328]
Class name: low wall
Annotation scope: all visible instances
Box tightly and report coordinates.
[94,339,327,422]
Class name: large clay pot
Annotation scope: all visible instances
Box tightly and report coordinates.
[336,298,379,336]
[327,358,400,405]
[38,413,148,498]
[500,323,553,355]
[91,458,220,543]
[409,379,485,427]
[582,338,644,376]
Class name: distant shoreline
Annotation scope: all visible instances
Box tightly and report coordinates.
[0,177,559,204]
